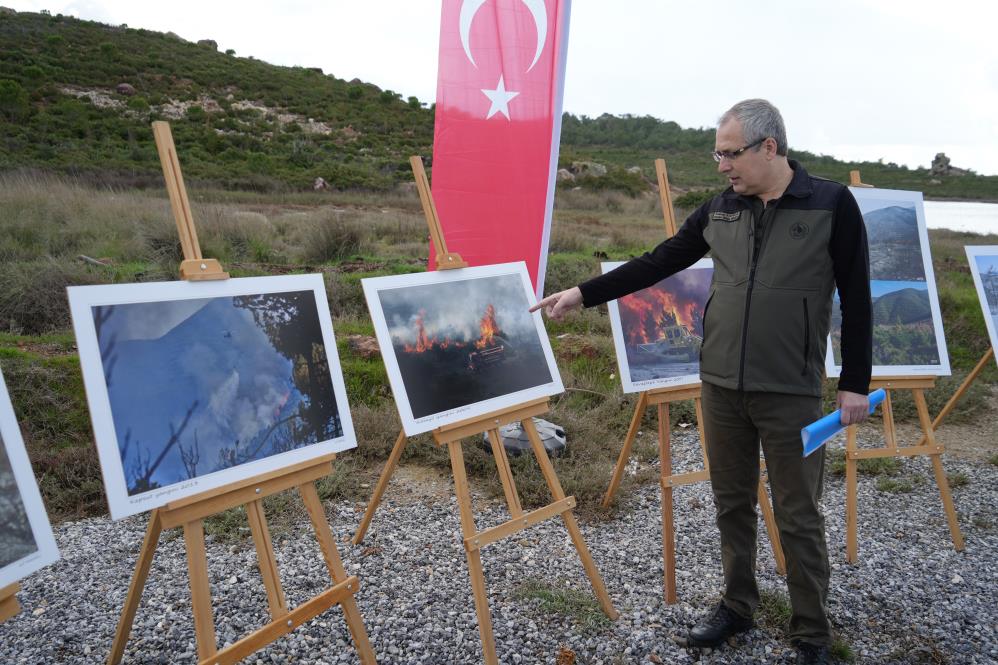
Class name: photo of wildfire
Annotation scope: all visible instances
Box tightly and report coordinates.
[375,273,555,421]
[606,261,713,388]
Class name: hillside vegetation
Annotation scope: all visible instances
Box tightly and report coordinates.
[3,9,998,199]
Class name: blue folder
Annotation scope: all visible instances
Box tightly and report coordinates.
[801,389,886,457]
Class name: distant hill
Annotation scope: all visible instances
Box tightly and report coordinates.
[2,9,998,198]
[865,205,919,246]
[872,287,932,325]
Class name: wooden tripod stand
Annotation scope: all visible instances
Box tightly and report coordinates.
[600,159,786,604]
[352,157,617,665]
[107,122,374,664]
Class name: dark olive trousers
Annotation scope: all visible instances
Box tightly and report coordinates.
[700,381,830,647]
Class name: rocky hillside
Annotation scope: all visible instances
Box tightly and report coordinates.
[2,8,998,198]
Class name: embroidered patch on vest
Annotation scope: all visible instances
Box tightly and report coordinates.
[709,211,741,222]
[789,222,809,239]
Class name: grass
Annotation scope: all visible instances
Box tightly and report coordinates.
[513,577,611,635]
[758,589,854,662]
[946,472,970,488]
[876,477,915,493]
[989,453,998,467]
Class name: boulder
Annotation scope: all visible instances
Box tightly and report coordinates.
[0,7,17,16]
[556,168,575,182]
[116,83,136,96]
[313,177,330,191]
[626,166,643,175]
[347,335,380,359]
[569,161,607,177]
[930,152,970,177]
[197,39,218,50]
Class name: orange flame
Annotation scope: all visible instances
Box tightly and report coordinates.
[475,304,500,349]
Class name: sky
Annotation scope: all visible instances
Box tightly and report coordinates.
[8,0,998,175]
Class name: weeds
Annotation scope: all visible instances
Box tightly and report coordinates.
[513,577,611,635]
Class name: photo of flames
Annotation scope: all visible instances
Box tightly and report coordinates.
[613,264,713,383]
[376,274,554,420]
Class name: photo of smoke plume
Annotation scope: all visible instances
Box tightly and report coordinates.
[373,270,556,424]
[69,275,356,518]
[605,260,713,392]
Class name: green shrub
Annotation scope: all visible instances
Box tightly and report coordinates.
[0,79,29,120]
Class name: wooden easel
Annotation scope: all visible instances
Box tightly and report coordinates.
[0,584,20,623]
[352,156,617,665]
[107,121,375,665]
[601,159,786,604]
[842,170,964,563]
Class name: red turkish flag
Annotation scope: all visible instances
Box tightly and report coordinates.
[430,0,572,297]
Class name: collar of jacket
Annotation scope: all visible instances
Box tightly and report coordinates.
[720,159,814,203]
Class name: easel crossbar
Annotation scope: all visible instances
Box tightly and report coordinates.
[851,444,942,459]
[160,458,333,529]
[660,469,711,488]
[465,496,576,551]
[434,398,549,444]
[203,576,360,665]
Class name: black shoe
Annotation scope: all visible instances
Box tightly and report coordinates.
[796,642,832,664]
[688,602,753,647]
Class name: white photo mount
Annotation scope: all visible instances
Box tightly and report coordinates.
[68,274,356,520]
[826,187,951,378]
[0,364,59,591]
[362,261,564,436]
[603,258,713,393]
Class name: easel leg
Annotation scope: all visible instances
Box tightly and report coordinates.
[299,483,377,665]
[246,499,288,619]
[602,392,648,508]
[845,425,859,564]
[0,584,21,623]
[523,419,619,620]
[756,470,787,575]
[353,429,409,544]
[183,519,217,661]
[488,428,524,517]
[447,440,498,665]
[107,511,164,665]
[912,390,965,551]
[658,404,677,604]
[882,390,897,450]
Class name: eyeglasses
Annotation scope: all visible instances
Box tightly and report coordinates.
[712,138,766,163]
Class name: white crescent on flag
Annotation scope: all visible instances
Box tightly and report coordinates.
[459,0,548,71]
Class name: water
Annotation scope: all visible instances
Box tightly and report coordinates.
[923,200,998,235]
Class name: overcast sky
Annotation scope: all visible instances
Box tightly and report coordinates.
[9,0,998,174]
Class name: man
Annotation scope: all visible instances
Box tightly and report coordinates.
[531,99,872,664]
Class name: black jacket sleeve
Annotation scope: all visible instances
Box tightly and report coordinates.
[831,188,872,394]
[578,205,711,307]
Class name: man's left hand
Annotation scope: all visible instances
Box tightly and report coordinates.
[837,390,869,426]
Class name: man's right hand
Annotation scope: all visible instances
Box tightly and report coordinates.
[529,286,583,321]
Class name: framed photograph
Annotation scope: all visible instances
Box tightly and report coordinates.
[826,188,950,377]
[603,259,713,393]
[0,365,59,589]
[68,274,356,520]
[965,246,998,365]
[362,262,563,435]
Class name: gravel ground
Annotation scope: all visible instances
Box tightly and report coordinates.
[1,431,996,664]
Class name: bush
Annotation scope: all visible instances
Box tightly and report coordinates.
[0,79,29,120]
[0,259,105,334]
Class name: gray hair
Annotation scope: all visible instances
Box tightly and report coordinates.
[718,99,788,156]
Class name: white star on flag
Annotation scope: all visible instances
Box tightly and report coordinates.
[481,75,519,120]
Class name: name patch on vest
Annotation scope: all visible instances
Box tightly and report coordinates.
[709,211,741,222]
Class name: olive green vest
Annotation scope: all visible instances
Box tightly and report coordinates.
[700,199,835,396]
